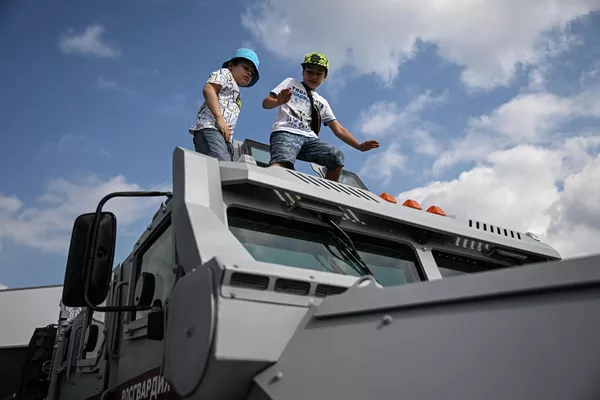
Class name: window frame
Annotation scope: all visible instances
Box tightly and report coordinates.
[123,215,175,339]
[432,249,515,277]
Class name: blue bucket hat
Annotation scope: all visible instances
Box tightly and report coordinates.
[222,48,260,87]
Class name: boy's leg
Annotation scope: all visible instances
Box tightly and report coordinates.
[192,128,233,162]
[269,131,304,169]
[297,137,345,181]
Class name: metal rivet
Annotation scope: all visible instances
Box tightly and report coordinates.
[270,372,283,383]
[382,315,393,325]
[421,247,427,252]
[231,291,237,299]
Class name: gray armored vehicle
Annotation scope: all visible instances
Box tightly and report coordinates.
[10,139,600,400]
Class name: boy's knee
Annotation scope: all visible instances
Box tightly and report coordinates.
[269,131,301,168]
[211,147,233,162]
[327,147,345,169]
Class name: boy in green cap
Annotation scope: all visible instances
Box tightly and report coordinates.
[262,52,379,181]
[190,48,260,161]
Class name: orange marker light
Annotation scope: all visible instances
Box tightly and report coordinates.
[379,192,397,203]
[402,199,422,210]
[426,205,446,216]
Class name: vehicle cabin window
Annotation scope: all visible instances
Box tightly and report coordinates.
[227,208,422,287]
[135,224,174,320]
[337,170,369,190]
[433,250,512,277]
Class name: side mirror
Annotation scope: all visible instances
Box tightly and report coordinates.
[62,212,117,307]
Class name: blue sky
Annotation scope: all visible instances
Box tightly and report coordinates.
[1,0,599,289]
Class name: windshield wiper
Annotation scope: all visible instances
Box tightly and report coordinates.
[316,213,375,277]
[322,241,366,276]
[311,253,345,274]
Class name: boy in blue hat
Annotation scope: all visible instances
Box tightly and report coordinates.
[262,52,379,181]
[189,48,260,161]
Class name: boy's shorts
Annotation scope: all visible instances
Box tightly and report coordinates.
[269,130,344,170]
[192,128,234,162]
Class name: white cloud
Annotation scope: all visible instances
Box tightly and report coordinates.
[527,27,585,91]
[359,102,403,137]
[58,24,120,58]
[528,68,548,91]
[432,89,600,174]
[359,91,447,137]
[412,129,442,156]
[357,91,445,162]
[0,195,23,213]
[0,176,169,254]
[547,153,600,233]
[97,76,118,90]
[580,61,600,86]
[241,0,598,90]
[397,140,600,259]
[468,93,576,142]
[97,76,136,96]
[0,283,7,291]
[359,143,408,184]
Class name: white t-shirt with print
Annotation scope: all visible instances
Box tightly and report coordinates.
[189,68,242,142]
[270,77,336,139]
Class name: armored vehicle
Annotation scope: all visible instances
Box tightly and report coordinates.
[11,139,600,400]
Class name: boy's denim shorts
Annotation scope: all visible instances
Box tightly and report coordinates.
[192,128,234,162]
[269,130,345,170]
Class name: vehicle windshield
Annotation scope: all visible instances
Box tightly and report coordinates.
[227,208,422,287]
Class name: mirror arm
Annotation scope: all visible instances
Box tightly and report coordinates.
[83,190,172,312]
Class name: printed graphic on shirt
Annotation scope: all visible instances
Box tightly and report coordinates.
[269,77,336,138]
[189,68,241,141]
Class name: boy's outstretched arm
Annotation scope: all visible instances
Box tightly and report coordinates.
[328,120,380,151]
[202,82,232,141]
[262,88,293,109]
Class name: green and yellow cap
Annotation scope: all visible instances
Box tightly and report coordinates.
[301,52,329,72]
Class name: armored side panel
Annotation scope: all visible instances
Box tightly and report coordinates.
[249,254,600,400]
[163,255,361,400]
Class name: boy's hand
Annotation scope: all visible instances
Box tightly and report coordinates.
[357,140,380,152]
[216,116,232,142]
[277,88,293,105]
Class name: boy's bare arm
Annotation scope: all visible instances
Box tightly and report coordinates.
[203,82,223,120]
[262,88,293,109]
[262,94,279,109]
[202,82,231,141]
[328,120,380,152]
